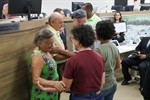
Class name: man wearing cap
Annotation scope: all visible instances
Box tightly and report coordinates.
[71,9,87,25]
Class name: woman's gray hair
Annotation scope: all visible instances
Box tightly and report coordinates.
[34,29,54,45]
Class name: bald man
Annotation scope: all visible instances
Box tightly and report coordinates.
[47,12,66,80]
[53,8,68,50]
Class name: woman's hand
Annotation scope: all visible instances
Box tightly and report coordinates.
[37,81,57,92]
[53,81,66,92]
[50,46,61,54]
[37,81,66,92]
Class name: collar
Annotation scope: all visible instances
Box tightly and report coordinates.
[47,25,60,36]
[87,14,96,21]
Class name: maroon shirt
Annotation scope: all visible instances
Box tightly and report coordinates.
[63,50,105,94]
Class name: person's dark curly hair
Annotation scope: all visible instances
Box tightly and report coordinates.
[71,24,96,47]
[96,20,115,40]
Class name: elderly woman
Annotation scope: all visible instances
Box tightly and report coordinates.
[28,29,65,100]
[38,25,105,100]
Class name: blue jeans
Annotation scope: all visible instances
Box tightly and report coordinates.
[69,92,103,100]
[102,85,117,100]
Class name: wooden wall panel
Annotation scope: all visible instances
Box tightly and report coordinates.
[0,25,46,100]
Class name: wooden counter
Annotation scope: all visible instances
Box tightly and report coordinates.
[0,18,47,100]
[98,10,150,17]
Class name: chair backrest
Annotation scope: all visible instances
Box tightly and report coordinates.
[63,9,72,17]
[125,5,134,11]
[41,12,47,17]
[111,5,123,12]
[140,6,150,11]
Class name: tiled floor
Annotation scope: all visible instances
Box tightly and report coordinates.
[60,79,144,100]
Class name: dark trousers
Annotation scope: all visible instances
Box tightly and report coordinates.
[138,61,150,89]
[142,66,150,100]
[102,85,117,100]
[121,57,149,88]
[70,92,103,100]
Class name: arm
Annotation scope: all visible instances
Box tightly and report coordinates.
[31,54,65,91]
[53,54,68,60]
[37,81,65,92]
[37,81,58,92]
[102,72,105,86]
[50,46,76,58]
[115,55,121,70]
[2,4,8,16]
[62,76,73,91]
[37,77,72,92]
[31,54,53,87]
[138,54,150,60]
[101,72,105,89]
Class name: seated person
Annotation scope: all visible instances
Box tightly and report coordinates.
[2,4,19,19]
[121,37,150,90]
[112,12,125,43]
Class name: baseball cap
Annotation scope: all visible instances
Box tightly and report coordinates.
[71,9,87,19]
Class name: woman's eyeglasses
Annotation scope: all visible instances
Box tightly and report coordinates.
[44,41,54,46]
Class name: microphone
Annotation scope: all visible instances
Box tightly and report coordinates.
[99,6,108,13]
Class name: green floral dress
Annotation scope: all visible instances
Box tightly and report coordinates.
[28,50,59,100]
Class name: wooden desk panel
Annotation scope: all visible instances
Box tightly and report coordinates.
[0,19,47,100]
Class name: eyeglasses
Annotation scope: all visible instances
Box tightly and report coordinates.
[44,41,54,46]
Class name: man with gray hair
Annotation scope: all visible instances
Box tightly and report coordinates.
[71,9,87,25]
[47,12,66,81]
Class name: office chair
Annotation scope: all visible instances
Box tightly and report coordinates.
[111,5,123,12]
[130,65,140,81]
[128,53,140,81]
[63,9,71,17]
[140,6,150,11]
[124,5,134,11]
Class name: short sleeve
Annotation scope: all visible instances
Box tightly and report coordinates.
[95,47,101,54]
[63,59,74,79]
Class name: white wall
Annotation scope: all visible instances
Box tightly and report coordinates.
[41,0,114,15]
[41,0,138,16]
